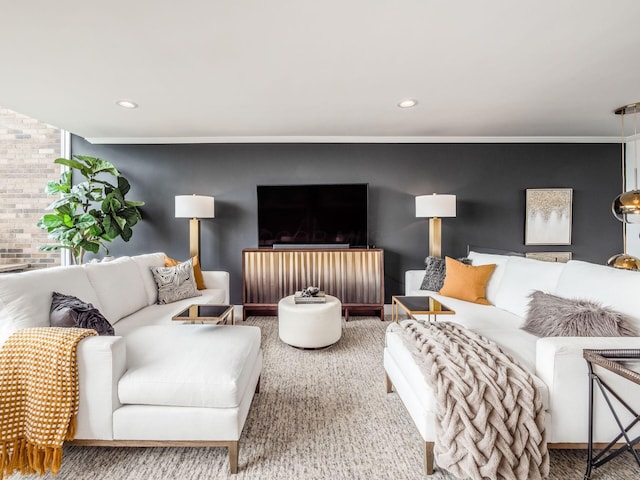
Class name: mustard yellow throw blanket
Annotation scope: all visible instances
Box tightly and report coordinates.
[0,327,96,478]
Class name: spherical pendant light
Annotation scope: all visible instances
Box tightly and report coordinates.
[611,102,640,224]
[607,253,640,271]
[609,102,640,270]
[612,189,640,223]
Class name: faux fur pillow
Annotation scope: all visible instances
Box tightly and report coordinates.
[50,292,114,336]
[151,258,201,305]
[522,290,638,337]
[420,256,447,291]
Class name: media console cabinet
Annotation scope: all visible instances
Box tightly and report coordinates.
[242,248,384,320]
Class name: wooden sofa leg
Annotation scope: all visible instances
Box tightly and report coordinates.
[255,375,261,393]
[424,441,434,475]
[385,372,393,393]
[228,441,238,474]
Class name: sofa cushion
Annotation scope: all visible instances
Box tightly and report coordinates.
[84,257,148,325]
[467,251,510,305]
[522,290,637,337]
[118,325,261,408]
[131,252,166,305]
[493,256,565,318]
[113,288,227,337]
[50,292,114,336]
[151,260,201,305]
[439,257,496,305]
[553,260,640,332]
[0,265,102,345]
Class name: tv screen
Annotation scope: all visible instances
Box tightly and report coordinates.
[257,184,368,247]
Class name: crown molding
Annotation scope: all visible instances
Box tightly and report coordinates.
[85,135,621,145]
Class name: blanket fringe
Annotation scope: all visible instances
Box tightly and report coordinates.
[1,437,66,479]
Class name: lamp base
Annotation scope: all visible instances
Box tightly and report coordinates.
[189,218,200,259]
[429,217,442,258]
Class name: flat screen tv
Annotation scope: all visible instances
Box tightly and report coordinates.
[257,184,368,248]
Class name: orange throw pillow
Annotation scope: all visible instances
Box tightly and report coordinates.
[439,256,496,305]
[164,255,205,290]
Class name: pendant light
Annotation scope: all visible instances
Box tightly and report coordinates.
[612,103,640,222]
[608,102,640,270]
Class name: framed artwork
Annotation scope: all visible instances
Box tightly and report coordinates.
[525,251,573,263]
[525,188,573,245]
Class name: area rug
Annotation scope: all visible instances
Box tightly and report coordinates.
[9,317,638,479]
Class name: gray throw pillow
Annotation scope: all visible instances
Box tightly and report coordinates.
[151,258,202,305]
[522,290,638,337]
[420,256,446,291]
[50,292,114,336]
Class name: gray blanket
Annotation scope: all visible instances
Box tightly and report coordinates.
[392,320,549,480]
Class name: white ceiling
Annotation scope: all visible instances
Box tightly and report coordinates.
[2,1,640,144]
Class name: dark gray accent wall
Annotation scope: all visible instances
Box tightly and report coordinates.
[71,136,622,304]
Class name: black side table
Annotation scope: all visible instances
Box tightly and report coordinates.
[583,349,640,479]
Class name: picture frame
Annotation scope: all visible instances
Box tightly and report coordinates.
[525,188,573,245]
[525,251,573,263]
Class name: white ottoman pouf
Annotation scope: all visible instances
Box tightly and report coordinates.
[278,294,342,348]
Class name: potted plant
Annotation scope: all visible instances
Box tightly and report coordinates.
[37,155,144,264]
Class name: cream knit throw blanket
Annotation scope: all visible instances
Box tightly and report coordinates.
[0,327,96,479]
[392,320,549,480]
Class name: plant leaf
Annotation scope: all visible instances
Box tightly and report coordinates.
[121,225,133,242]
[118,176,131,196]
[39,214,64,229]
[54,157,86,171]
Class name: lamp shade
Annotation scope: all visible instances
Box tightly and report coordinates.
[415,194,456,218]
[175,195,215,218]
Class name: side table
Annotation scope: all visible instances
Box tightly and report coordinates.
[172,304,234,325]
[391,295,455,323]
[583,349,640,479]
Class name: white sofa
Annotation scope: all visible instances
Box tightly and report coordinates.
[0,252,262,474]
[384,251,640,475]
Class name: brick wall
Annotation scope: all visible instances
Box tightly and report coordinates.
[0,107,62,269]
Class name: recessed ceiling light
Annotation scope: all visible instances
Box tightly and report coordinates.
[116,100,138,109]
[398,99,418,108]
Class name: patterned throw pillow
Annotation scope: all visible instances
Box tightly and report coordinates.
[50,292,114,335]
[151,258,202,305]
[164,255,206,290]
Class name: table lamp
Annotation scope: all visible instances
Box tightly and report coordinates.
[415,194,456,258]
[175,195,215,259]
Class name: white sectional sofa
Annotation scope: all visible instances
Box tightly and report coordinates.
[0,253,262,473]
[384,251,640,475]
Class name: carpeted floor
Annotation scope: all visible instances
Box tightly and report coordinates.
[11,317,638,479]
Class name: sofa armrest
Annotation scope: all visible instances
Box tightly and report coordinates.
[405,270,425,295]
[536,336,640,443]
[201,271,230,304]
[75,335,127,440]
